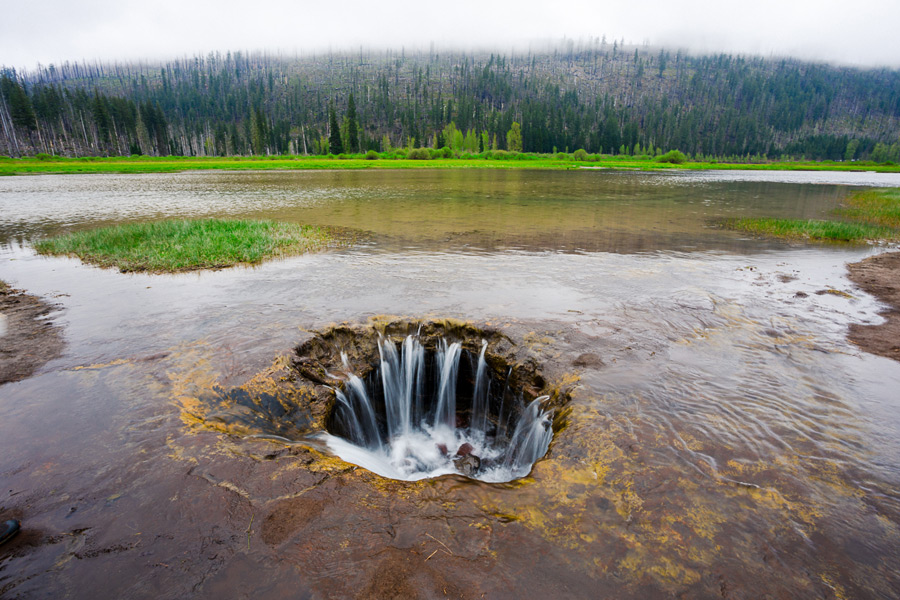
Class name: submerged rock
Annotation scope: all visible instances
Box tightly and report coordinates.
[453,453,481,477]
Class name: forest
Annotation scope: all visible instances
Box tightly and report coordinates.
[1,40,899,162]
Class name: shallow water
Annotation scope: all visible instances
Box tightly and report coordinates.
[1,169,900,598]
[5,168,896,252]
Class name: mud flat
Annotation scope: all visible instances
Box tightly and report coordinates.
[848,251,900,361]
[0,282,63,383]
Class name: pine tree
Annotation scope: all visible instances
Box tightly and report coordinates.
[1,75,37,131]
[251,107,268,154]
[92,93,112,147]
[2,46,900,160]
[328,105,343,154]
[346,93,359,153]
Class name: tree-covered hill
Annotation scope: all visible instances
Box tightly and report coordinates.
[2,41,899,161]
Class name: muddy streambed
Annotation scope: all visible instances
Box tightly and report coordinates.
[2,170,900,598]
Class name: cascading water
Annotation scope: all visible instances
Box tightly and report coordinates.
[320,335,554,482]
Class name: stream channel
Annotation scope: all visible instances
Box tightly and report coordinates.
[2,169,900,598]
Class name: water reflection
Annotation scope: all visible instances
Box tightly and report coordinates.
[0,169,876,253]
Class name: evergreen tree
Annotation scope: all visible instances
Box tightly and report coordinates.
[346,93,359,153]
[251,107,268,154]
[2,46,900,159]
[1,75,37,131]
[92,93,112,146]
[328,105,343,154]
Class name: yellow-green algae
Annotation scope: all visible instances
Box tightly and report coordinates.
[162,317,900,596]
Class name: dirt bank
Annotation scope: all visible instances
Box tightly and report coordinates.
[847,251,900,361]
[0,281,63,384]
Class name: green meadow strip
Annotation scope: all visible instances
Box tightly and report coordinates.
[2,154,899,175]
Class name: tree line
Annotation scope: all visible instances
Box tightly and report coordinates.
[2,41,899,162]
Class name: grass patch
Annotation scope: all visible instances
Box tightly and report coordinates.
[836,188,900,228]
[35,219,331,272]
[726,218,898,242]
[725,189,900,243]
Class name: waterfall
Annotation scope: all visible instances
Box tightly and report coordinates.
[433,340,462,429]
[321,334,554,482]
[471,340,489,433]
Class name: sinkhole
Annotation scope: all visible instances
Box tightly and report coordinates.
[320,334,554,482]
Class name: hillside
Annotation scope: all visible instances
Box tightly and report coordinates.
[2,42,899,161]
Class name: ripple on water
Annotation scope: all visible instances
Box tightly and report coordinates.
[2,171,900,597]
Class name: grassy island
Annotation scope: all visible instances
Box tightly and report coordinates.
[726,188,900,243]
[35,219,331,272]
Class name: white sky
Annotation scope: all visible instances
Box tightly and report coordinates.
[2,0,899,71]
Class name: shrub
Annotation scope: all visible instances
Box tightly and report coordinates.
[34,153,53,161]
[655,150,687,164]
[573,149,588,161]
[556,152,570,160]
[406,148,431,160]
[365,150,379,160]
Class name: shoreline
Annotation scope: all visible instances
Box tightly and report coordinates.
[847,251,900,361]
[0,282,63,384]
[2,155,900,176]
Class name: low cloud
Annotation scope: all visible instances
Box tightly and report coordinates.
[2,0,898,70]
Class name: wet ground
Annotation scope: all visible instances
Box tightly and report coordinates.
[0,282,63,384]
[848,252,900,361]
[2,170,900,598]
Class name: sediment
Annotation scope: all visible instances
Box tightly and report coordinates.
[847,251,900,361]
[0,281,64,384]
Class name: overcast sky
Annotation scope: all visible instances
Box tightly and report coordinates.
[2,0,899,70]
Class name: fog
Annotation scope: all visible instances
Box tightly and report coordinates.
[3,0,899,70]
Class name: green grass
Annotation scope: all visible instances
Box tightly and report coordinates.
[1,153,899,175]
[725,189,900,243]
[725,218,898,242]
[835,188,900,228]
[34,219,331,272]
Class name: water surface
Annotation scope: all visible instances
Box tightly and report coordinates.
[1,169,899,598]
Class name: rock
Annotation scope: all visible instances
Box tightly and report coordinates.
[453,454,481,477]
[572,352,605,369]
[455,443,475,457]
[436,443,449,456]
